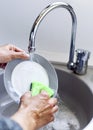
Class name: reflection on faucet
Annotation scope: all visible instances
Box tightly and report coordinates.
[28,2,90,75]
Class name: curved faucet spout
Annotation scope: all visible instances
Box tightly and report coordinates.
[28,2,77,70]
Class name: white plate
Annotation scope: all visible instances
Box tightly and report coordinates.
[4,54,58,103]
[11,61,49,97]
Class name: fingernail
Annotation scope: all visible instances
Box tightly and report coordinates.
[23,52,30,57]
[41,91,49,98]
[41,90,48,95]
[24,91,31,97]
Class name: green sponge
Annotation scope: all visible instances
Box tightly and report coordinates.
[30,82,54,97]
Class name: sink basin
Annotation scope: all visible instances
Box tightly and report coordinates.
[0,64,93,130]
[55,69,93,130]
[0,73,19,117]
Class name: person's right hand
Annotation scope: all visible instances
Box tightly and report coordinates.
[11,91,58,130]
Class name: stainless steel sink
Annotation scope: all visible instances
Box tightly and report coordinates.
[0,73,19,117]
[0,63,93,130]
[55,69,93,130]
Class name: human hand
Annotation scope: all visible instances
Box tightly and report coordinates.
[0,44,29,63]
[11,91,58,130]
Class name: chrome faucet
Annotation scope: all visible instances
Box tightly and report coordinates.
[28,2,90,75]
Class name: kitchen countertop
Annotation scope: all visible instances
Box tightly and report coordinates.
[36,50,93,67]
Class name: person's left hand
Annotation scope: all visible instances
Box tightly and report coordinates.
[0,44,29,63]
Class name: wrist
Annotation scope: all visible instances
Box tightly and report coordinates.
[11,111,37,130]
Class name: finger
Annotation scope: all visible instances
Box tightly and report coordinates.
[48,98,57,107]
[39,91,50,99]
[20,92,32,102]
[6,44,24,52]
[4,44,21,52]
[11,51,30,59]
[13,45,25,52]
[39,104,58,116]
[51,105,58,113]
[39,115,54,127]
[39,103,52,114]
[20,92,32,108]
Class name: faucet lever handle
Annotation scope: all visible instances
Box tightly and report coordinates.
[74,49,90,75]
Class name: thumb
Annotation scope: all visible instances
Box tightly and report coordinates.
[11,51,30,60]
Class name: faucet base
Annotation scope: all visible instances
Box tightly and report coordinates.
[67,62,75,70]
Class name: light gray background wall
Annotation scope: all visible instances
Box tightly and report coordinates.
[0,0,93,65]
